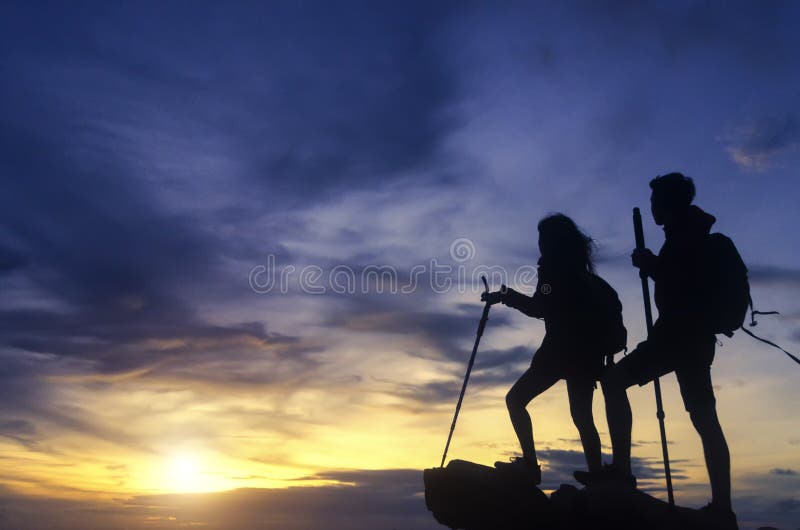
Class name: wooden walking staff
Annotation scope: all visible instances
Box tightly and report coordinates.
[440,276,491,468]
[633,207,675,506]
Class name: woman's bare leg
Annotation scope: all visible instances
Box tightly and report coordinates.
[506,368,560,466]
[567,378,602,473]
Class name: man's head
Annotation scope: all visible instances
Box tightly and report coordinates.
[649,172,695,225]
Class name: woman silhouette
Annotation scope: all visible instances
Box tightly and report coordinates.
[482,214,626,484]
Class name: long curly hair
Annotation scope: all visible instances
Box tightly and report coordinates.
[537,213,596,273]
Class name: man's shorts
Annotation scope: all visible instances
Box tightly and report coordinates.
[612,334,717,413]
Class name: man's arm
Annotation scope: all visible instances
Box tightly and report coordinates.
[631,248,660,280]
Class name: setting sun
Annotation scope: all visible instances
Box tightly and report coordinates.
[167,454,201,493]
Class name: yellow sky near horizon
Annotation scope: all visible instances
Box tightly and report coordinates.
[3,320,797,509]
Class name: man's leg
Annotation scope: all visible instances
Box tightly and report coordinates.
[599,341,670,477]
[690,405,731,510]
[566,378,602,473]
[506,367,560,466]
[600,364,636,475]
[574,348,662,487]
[677,357,732,511]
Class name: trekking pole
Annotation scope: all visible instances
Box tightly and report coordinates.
[633,207,675,506]
[440,275,491,468]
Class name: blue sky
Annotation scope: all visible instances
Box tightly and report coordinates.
[1,1,799,529]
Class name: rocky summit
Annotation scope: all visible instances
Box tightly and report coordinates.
[424,460,743,530]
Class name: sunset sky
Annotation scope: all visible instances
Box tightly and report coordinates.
[1,1,799,529]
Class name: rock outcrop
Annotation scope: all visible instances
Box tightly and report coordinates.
[424,460,741,530]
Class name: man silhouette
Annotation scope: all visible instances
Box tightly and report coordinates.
[579,173,736,526]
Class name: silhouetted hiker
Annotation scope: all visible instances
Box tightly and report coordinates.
[580,173,736,526]
[481,214,627,485]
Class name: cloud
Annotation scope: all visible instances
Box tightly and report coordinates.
[535,448,688,494]
[0,419,38,449]
[723,115,800,171]
[0,3,472,461]
[748,265,800,286]
[324,296,515,364]
[0,469,433,530]
[380,345,531,409]
[4,2,463,208]
[773,497,800,512]
[0,310,326,458]
[0,462,707,530]
[734,468,800,525]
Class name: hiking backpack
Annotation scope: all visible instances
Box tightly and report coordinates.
[704,233,799,365]
[590,275,627,356]
[705,233,750,337]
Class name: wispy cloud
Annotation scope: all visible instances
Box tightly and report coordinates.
[723,115,800,171]
[0,469,431,530]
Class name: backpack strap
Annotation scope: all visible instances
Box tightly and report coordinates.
[748,294,780,327]
[741,295,798,365]
[740,326,800,366]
